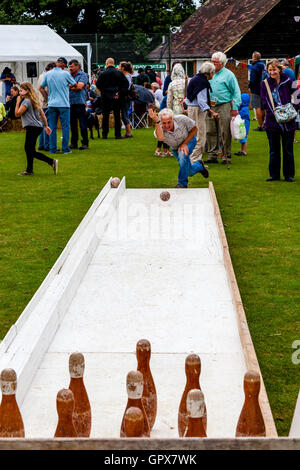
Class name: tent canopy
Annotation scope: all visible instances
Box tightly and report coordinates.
[0,25,82,62]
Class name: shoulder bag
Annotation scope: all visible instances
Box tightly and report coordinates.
[264,79,297,123]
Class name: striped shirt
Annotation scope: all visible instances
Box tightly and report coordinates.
[156,115,195,149]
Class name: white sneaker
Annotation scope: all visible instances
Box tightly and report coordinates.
[53,159,58,175]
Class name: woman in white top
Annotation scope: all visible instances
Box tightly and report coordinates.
[119,61,134,138]
[167,63,186,115]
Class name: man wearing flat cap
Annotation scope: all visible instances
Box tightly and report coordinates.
[39,57,76,154]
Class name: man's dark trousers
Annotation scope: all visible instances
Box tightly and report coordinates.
[101,96,121,138]
[70,104,89,147]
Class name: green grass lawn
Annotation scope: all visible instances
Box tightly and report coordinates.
[0,120,300,436]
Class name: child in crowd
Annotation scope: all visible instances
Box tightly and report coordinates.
[152,100,172,157]
[15,82,58,176]
[235,93,250,156]
[154,140,172,157]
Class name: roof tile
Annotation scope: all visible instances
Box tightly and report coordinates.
[148,0,282,59]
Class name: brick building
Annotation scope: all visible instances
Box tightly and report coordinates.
[148,0,300,93]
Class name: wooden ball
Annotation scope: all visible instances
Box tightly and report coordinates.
[160,191,170,201]
[111,177,121,188]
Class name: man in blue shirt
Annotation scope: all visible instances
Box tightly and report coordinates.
[205,51,241,165]
[39,57,76,154]
[69,59,89,150]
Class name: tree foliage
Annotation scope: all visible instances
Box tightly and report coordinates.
[0,0,197,34]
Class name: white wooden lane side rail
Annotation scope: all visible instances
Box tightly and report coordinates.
[0,177,126,406]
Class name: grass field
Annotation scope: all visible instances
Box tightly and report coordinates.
[0,120,300,436]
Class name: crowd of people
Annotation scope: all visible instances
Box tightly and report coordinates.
[149,51,300,187]
[0,51,299,183]
[0,57,164,175]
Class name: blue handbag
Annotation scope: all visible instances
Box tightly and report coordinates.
[264,79,297,123]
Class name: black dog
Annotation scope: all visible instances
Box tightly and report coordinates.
[86,112,100,140]
[86,95,103,139]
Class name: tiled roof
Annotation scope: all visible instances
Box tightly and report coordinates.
[148,0,282,59]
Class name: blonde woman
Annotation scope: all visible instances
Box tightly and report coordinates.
[167,63,186,115]
[15,82,58,176]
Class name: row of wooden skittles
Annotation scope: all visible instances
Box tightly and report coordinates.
[0,344,266,438]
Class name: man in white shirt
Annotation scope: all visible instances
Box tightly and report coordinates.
[151,82,163,105]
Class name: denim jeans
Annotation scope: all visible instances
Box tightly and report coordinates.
[47,106,70,153]
[266,130,295,179]
[172,137,205,187]
[38,108,49,150]
[121,100,131,126]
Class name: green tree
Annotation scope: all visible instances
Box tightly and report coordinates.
[0,0,197,34]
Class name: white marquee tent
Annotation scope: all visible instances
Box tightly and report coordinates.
[0,25,84,102]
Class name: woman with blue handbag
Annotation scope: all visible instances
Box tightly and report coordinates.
[260,59,299,182]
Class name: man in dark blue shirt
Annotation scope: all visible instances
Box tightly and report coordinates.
[0,67,16,98]
[249,51,266,131]
[69,59,89,150]
[96,57,129,139]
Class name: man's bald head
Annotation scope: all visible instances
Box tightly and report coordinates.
[252,51,261,62]
[105,57,115,67]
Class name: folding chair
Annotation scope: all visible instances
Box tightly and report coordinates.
[129,101,150,129]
